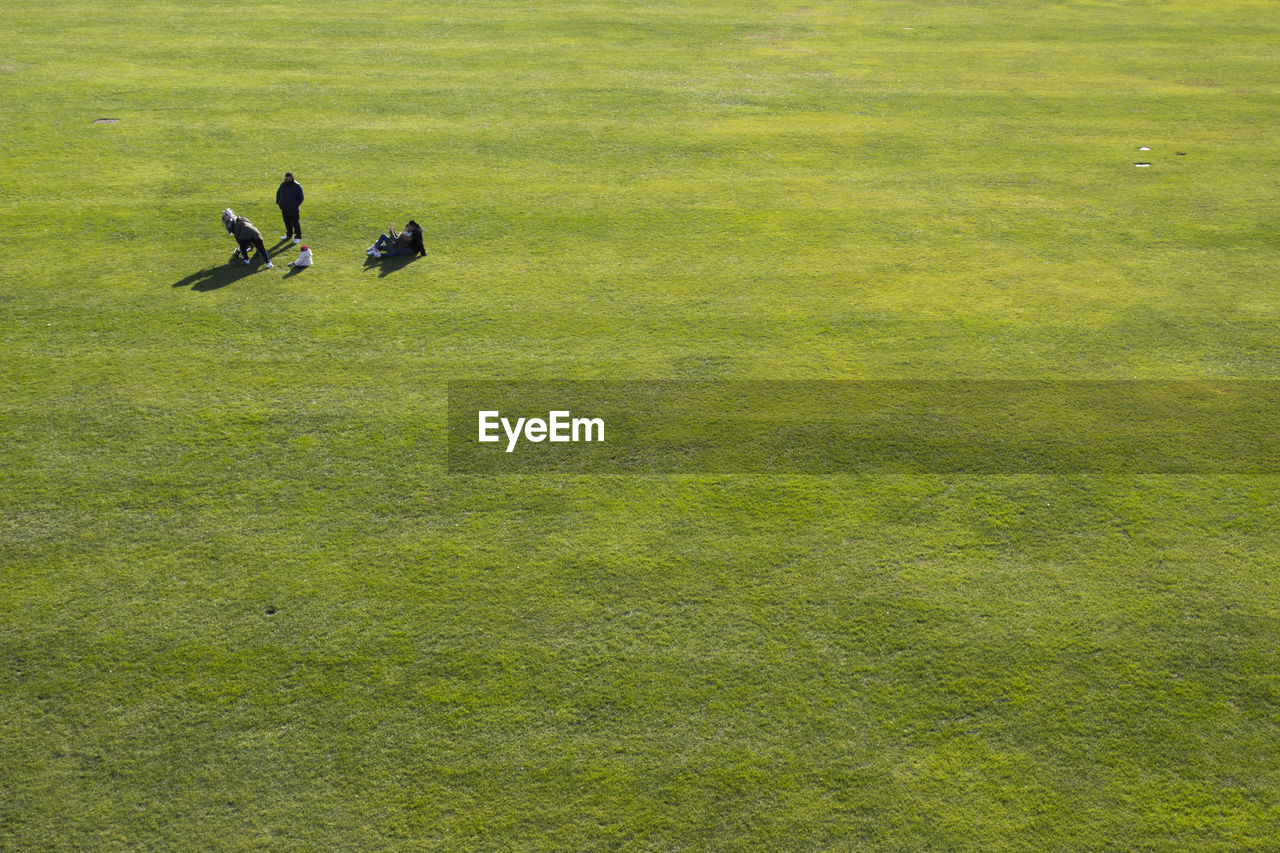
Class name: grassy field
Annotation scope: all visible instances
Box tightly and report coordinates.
[3,0,1280,848]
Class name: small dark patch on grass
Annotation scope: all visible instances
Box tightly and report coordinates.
[93,118,118,124]
[265,606,277,616]
[672,354,736,378]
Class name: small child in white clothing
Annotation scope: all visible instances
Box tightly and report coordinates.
[288,245,313,268]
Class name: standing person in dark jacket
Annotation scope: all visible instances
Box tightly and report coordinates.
[222,208,274,268]
[275,172,305,244]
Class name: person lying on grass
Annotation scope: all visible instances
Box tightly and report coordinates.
[367,220,425,258]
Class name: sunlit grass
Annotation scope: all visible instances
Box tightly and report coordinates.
[2,0,1279,848]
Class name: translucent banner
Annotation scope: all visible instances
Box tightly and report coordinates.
[447,380,1280,474]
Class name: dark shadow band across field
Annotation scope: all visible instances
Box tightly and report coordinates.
[448,380,1280,475]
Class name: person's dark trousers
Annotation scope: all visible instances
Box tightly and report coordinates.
[238,238,270,263]
[280,207,302,239]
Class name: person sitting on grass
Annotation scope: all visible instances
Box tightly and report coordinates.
[288,245,312,268]
[367,220,425,258]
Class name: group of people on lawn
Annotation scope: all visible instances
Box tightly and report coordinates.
[221,172,426,269]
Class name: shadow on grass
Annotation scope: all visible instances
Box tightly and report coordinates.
[363,253,420,278]
[282,264,309,279]
[172,261,254,291]
[172,252,278,291]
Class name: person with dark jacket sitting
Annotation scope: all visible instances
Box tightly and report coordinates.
[367,220,426,258]
[275,172,305,244]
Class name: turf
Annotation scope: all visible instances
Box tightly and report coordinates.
[3,0,1280,848]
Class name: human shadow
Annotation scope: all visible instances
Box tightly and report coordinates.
[362,253,419,278]
[172,257,262,291]
[282,264,309,279]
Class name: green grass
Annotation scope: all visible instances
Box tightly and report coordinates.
[3,0,1280,848]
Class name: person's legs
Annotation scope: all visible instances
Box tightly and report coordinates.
[237,239,253,262]
[252,238,272,266]
[373,233,393,252]
[282,208,301,240]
